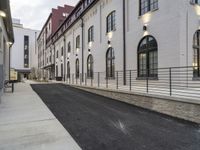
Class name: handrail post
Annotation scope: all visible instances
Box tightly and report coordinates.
[72,74,74,85]
[116,71,118,90]
[85,73,87,86]
[98,72,100,88]
[91,74,94,87]
[106,76,108,88]
[146,69,149,93]
[169,68,172,96]
[12,82,14,93]
[130,70,131,91]
[80,73,82,86]
[76,74,77,85]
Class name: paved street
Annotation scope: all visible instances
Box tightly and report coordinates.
[31,84,200,150]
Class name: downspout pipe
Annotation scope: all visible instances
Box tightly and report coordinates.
[63,36,66,82]
[81,18,84,82]
[123,0,126,85]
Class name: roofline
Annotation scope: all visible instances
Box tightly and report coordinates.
[37,4,75,40]
[52,0,99,44]
[0,0,14,43]
[37,13,52,40]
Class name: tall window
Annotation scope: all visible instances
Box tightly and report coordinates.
[24,36,29,68]
[106,48,115,78]
[75,59,80,78]
[56,50,58,58]
[67,62,70,78]
[88,26,94,43]
[139,0,158,16]
[87,54,93,78]
[138,36,158,78]
[68,42,71,53]
[61,47,64,56]
[191,0,200,5]
[193,30,200,77]
[76,35,80,49]
[107,11,116,33]
[61,64,63,77]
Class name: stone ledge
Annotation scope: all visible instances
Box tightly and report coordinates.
[70,85,200,124]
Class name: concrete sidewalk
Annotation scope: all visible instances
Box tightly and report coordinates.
[0,83,81,150]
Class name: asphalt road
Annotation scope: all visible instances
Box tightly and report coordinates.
[31,84,200,150]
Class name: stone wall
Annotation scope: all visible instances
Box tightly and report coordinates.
[72,85,200,124]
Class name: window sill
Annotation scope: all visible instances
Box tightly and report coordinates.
[136,77,159,80]
[190,2,200,6]
[138,8,159,18]
[105,77,115,80]
[193,77,200,81]
[106,29,116,35]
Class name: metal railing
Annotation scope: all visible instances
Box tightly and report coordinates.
[65,66,200,100]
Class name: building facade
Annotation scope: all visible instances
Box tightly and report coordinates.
[10,19,39,81]
[0,0,14,101]
[37,5,74,80]
[38,0,200,83]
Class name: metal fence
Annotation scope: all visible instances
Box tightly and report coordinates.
[65,66,200,100]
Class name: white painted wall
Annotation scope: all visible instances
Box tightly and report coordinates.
[40,0,200,80]
[11,25,39,71]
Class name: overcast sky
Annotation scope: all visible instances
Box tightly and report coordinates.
[10,0,79,31]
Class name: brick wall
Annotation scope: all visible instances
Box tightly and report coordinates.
[72,85,200,124]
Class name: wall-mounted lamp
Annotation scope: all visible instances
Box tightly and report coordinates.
[0,10,6,17]
[7,42,13,46]
[143,25,147,31]
[88,49,91,54]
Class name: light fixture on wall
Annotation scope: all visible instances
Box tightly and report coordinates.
[89,42,93,48]
[108,40,111,48]
[143,25,147,31]
[0,10,6,17]
[143,24,149,36]
[88,49,91,54]
[107,31,113,40]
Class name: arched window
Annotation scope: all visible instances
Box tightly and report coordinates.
[75,59,80,78]
[138,35,158,78]
[193,30,200,77]
[67,61,70,78]
[107,11,116,33]
[87,54,93,78]
[106,48,115,78]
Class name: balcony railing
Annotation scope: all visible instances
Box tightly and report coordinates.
[65,66,200,101]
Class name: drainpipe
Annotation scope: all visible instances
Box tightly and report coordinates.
[81,18,84,82]
[63,36,66,82]
[123,0,126,85]
[9,44,11,81]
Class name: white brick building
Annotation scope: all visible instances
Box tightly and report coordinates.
[10,19,39,81]
[38,0,200,83]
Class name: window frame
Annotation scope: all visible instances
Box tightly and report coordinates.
[193,30,200,78]
[76,35,80,49]
[88,26,94,43]
[75,58,80,78]
[106,11,116,33]
[67,61,70,78]
[87,54,94,78]
[106,47,115,79]
[137,35,158,78]
[139,0,158,16]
